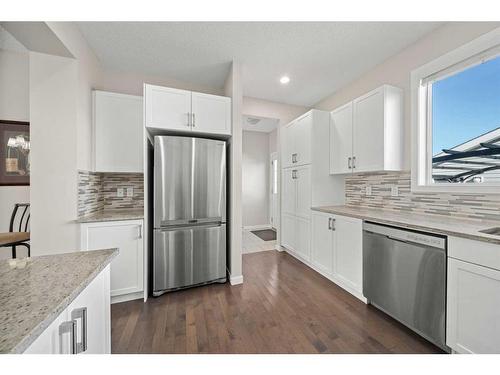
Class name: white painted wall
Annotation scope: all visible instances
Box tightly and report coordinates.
[29,52,79,255]
[243,96,308,128]
[242,130,270,228]
[314,22,500,170]
[269,129,277,154]
[224,61,243,284]
[0,48,30,258]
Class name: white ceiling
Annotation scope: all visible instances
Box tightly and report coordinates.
[242,115,279,133]
[77,22,442,106]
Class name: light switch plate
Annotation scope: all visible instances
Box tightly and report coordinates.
[126,187,134,197]
[117,188,124,197]
[391,186,399,197]
[366,185,372,196]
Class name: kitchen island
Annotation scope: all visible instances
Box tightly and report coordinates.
[0,249,117,354]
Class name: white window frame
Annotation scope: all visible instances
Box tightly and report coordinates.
[411,27,500,193]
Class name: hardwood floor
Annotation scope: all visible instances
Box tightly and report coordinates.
[111,250,443,354]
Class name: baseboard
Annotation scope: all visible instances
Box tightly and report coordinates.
[275,244,285,252]
[229,274,244,285]
[243,224,272,231]
[111,291,144,304]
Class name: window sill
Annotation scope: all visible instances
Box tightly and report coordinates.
[411,182,500,195]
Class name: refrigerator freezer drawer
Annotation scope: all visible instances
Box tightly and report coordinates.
[153,223,226,294]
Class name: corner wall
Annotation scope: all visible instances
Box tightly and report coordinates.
[0,48,30,258]
[224,61,243,285]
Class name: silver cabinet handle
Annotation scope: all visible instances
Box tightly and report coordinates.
[71,307,87,354]
[348,157,352,169]
[59,320,77,354]
[352,156,356,169]
[331,218,336,231]
[328,218,332,230]
[192,113,196,127]
[138,225,142,239]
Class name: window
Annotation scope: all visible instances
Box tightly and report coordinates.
[411,28,500,192]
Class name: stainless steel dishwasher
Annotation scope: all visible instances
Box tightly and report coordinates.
[363,221,448,351]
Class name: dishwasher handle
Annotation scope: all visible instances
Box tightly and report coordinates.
[363,222,446,250]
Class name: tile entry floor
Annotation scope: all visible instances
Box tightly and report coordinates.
[242,228,277,254]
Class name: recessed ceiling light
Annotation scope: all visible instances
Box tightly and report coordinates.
[280,76,290,84]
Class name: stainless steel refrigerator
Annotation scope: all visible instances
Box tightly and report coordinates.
[153,136,227,296]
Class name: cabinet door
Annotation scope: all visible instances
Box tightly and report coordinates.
[85,222,144,297]
[66,268,110,354]
[281,213,296,252]
[281,168,296,216]
[330,103,353,174]
[24,309,71,354]
[293,113,312,166]
[145,84,192,131]
[281,122,295,168]
[311,211,334,275]
[295,217,311,261]
[353,89,384,173]
[191,92,231,135]
[295,165,311,220]
[94,91,143,173]
[333,215,363,293]
[447,258,500,354]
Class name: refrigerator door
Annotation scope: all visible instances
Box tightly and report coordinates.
[154,136,226,227]
[153,223,227,294]
[154,136,193,227]
[192,137,226,222]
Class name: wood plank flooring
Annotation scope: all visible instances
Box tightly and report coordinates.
[111,250,443,354]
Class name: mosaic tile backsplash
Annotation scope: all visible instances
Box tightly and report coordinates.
[78,170,144,218]
[345,171,500,221]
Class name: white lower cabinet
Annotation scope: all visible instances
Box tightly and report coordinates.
[447,257,500,354]
[281,213,310,262]
[81,220,144,303]
[25,266,110,354]
[311,211,334,275]
[310,211,364,301]
[333,215,363,294]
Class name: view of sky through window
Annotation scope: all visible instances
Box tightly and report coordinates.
[432,55,500,156]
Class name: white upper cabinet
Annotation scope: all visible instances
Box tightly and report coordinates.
[281,113,312,168]
[93,91,143,173]
[329,102,353,174]
[191,92,231,135]
[330,85,403,174]
[145,85,192,131]
[293,114,312,166]
[144,84,231,136]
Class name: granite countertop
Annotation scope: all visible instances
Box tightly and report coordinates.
[76,209,144,223]
[0,249,118,353]
[312,205,500,245]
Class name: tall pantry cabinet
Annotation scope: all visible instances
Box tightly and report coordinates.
[280,110,342,262]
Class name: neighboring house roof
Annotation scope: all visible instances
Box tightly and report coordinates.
[432,126,500,183]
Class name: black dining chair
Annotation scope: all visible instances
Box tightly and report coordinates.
[0,203,30,258]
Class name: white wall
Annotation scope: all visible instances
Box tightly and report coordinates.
[224,61,243,284]
[314,22,500,169]
[0,48,30,251]
[269,129,277,155]
[30,52,79,255]
[242,131,270,227]
[243,96,308,127]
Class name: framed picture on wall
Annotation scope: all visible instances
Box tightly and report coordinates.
[0,120,30,186]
